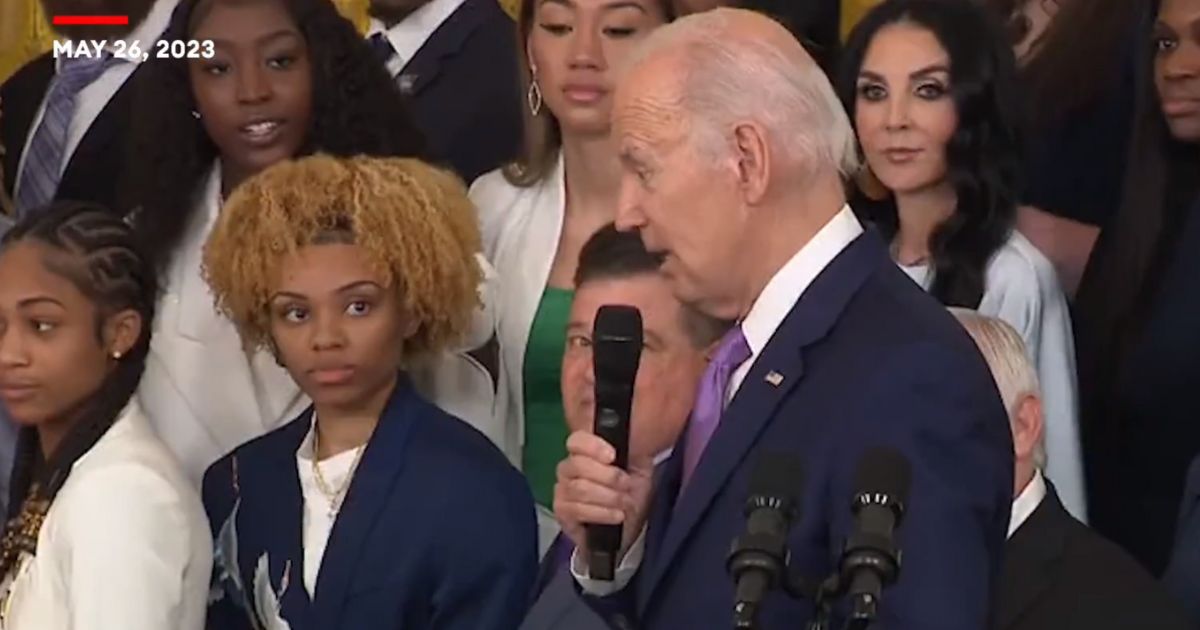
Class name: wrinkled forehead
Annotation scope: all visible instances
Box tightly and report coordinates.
[614,61,689,151]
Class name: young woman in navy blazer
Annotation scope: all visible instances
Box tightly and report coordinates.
[201,155,537,630]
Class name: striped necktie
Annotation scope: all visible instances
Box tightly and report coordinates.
[15,53,119,217]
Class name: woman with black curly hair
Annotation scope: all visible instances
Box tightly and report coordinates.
[838,0,1085,520]
[201,154,535,630]
[117,0,498,485]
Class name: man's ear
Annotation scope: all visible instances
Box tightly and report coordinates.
[732,121,771,205]
[103,309,143,359]
[1011,393,1044,461]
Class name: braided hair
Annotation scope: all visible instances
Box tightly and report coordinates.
[0,202,156,579]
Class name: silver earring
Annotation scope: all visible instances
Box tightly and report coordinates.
[191,110,201,120]
[527,66,543,117]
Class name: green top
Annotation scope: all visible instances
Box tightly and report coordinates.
[522,287,574,509]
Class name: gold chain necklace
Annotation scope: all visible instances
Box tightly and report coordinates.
[310,428,366,520]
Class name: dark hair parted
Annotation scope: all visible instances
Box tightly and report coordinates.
[0,202,156,577]
[504,0,674,187]
[120,0,427,273]
[202,155,482,360]
[574,223,665,287]
[574,223,729,348]
[838,0,1023,308]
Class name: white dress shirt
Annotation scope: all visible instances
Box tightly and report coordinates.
[1008,469,1047,538]
[13,0,178,194]
[0,401,211,630]
[366,0,467,78]
[296,419,364,597]
[898,231,1085,522]
[572,206,864,595]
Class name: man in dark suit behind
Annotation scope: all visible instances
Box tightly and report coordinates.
[0,0,176,215]
[365,0,521,183]
[951,310,1193,630]
[0,0,176,518]
[553,9,1014,630]
[1163,456,1200,625]
[521,225,725,630]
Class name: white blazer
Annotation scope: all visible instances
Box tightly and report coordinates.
[900,231,1086,522]
[469,156,565,466]
[136,167,307,485]
[0,402,211,630]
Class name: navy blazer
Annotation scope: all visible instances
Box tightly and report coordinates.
[0,53,144,211]
[588,230,1014,629]
[202,376,538,630]
[1164,455,1200,625]
[397,0,522,184]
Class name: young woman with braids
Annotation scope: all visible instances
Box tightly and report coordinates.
[119,0,497,485]
[0,202,210,629]
[838,0,1086,520]
[201,155,535,630]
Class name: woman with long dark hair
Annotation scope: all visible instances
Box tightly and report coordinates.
[1077,0,1200,575]
[0,202,209,629]
[839,0,1085,518]
[116,0,483,485]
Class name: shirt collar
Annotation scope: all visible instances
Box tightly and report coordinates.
[1008,468,1047,538]
[366,0,467,66]
[741,205,863,357]
[53,0,179,72]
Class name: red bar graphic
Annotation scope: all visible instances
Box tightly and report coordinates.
[52,15,129,25]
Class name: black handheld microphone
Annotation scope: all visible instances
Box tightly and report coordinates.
[727,452,805,629]
[840,447,912,628]
[586,305,643,581]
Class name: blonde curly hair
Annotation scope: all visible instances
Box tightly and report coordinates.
[202,154,483,359]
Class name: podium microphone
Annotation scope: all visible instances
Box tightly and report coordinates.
[586,305,643,581]
[727,452,805,629]
[840,447,912,628]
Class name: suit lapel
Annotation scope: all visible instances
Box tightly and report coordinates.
[398,0,492,97]
[240,415,311,627]
[640,230,888,607]
[996,485,1071,629]
[0,54,54,198]
[58,60,139,199]
[310,378,420,628]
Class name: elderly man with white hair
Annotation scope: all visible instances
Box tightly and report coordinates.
[552,8,1013,630]
[951,310,1191,630]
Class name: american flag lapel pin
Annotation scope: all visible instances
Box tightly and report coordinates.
[765,371,784,387]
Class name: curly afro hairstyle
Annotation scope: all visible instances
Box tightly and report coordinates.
[120,0,428,274]
[202,155,482,361]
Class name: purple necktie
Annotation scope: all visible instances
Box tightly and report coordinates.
[680,325,751,490]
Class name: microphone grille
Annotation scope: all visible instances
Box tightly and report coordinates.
[853,447,912,508]
[745,452,805,516]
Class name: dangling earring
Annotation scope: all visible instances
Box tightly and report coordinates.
[191,110,201,120]
[527,65,543,117]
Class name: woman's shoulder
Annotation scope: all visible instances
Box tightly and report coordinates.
[985,231,1064,299]
[408,395,524,488]
[53,407,206,534]
[68,402,194,496]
